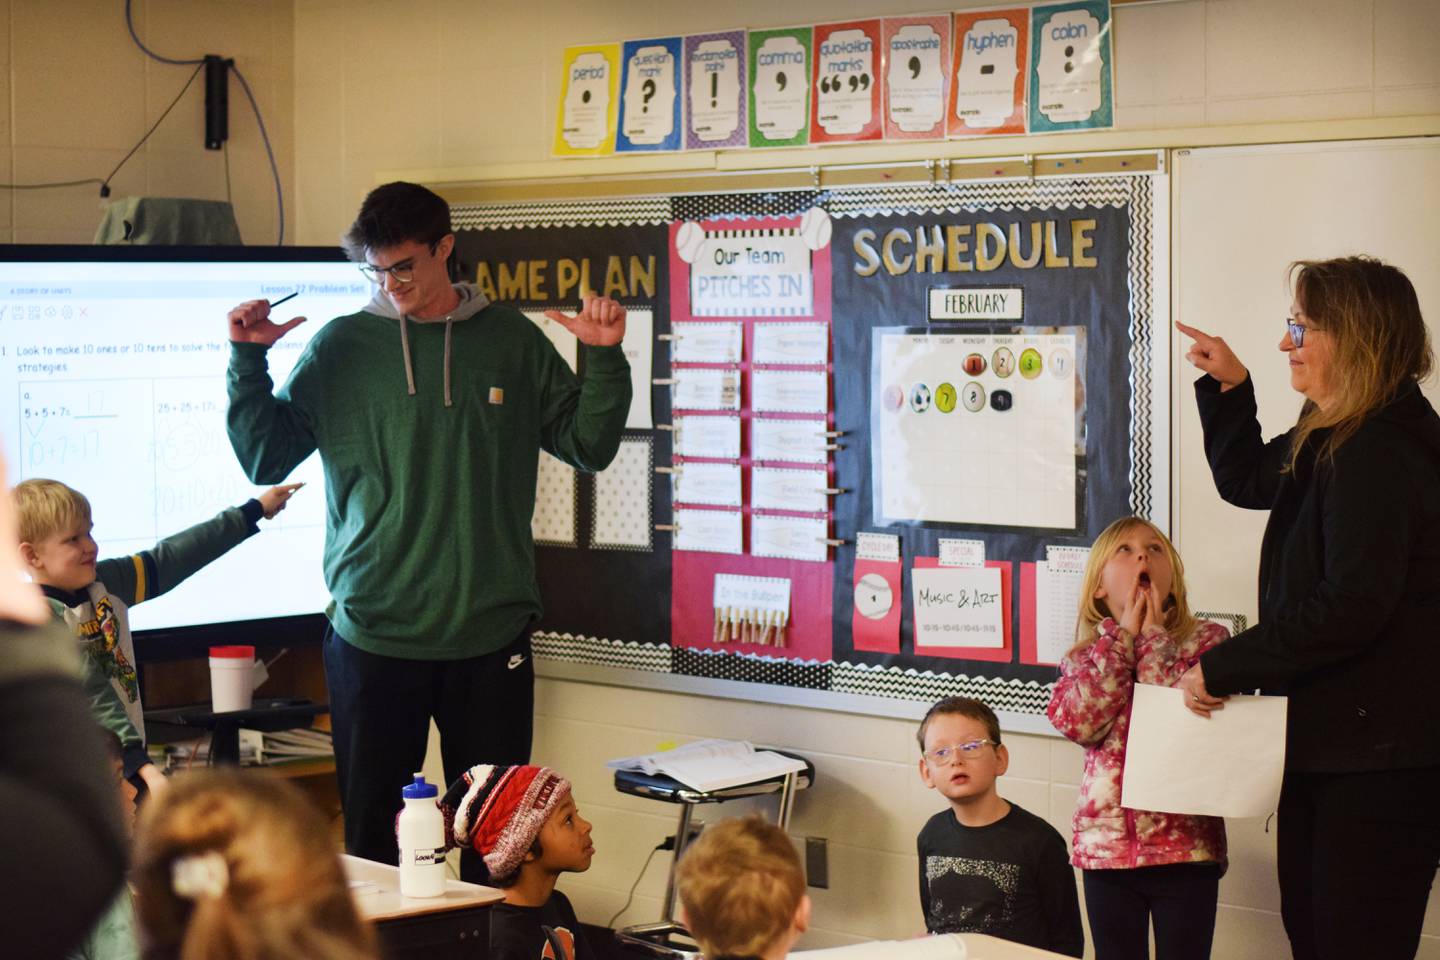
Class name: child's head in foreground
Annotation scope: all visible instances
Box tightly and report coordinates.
[131,768,377,960]
[14,478,96,591]
[1074,515,1197,651]
[917,696,1009,809]
[442,763,593,889]
[676,816,810,960]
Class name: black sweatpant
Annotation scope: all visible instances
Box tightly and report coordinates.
[1082,863,1220,960]
[1277,766,1440,960]
[323,624,534,884]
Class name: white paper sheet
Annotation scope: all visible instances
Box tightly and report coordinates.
[523,310,579,372]
[753,322,829,365]
[752,368,828,413]
[673,461,742,508]
[674,414,741,460]
[532,451,576,546]
[1122,684,1288,819]
[912,566,1005,649]
[621,307,654,429]
[751,417,829,464]
[593,438,652,551]
[673,367,740,411]
[1033,560,1085,665]
[750,513,828,562]
[674,507,743,555]
[672,321,742,364]
[751,466,827,514]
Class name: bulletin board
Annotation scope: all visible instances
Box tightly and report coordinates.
[449,160,1167,732]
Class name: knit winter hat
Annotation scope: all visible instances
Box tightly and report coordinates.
[440,764,572,883]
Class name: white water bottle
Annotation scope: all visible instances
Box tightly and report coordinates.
[397,773,446,898]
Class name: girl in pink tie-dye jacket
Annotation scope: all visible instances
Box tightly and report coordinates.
[1047,517,1228,960]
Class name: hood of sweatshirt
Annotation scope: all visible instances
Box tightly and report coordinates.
[364,281,491,407]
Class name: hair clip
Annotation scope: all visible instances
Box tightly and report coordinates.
[171,851,229,900]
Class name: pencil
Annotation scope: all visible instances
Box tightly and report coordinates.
[268,291,299,308]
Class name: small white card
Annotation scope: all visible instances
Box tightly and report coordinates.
[524,310,580,372]
[622,307,655,429]
[750,466,827,514]
[1046,545,1091,575]
[750,418,829,464]
[674,508,743,555]
[753,322,828,365]
[856,531,900,563]
[750,513,828,562]
[938,539,986,568]
[713,573,791,617]
[673,367,740,411]
[672,321,743,364]
[751,369,828,414]
[912,566,1005,649]
[673,461,742,508]
[674,414,741,460]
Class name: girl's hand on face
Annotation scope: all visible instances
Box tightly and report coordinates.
[1140,582,1165,634]
[1117,580,1147,638]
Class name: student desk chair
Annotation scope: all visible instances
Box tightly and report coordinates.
[612,751,815,959]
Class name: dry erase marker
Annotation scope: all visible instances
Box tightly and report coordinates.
[268,291,299,308]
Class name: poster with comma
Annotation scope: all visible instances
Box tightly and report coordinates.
[748,26,812,148]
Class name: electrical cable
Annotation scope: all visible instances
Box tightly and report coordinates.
[124,0,202,65]
[606,843,663,929]
[122,0,285,244]
[96,61,205,197]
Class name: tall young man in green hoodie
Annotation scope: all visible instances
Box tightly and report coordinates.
[224,182,631,879]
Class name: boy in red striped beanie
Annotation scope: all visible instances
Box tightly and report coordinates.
[441,764,596,960]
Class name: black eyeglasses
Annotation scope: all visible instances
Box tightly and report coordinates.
[1285,319,1308,348]
[359,240,442,286]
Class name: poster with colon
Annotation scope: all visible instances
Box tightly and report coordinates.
[748,26,812,148]
[553,43,620,156]
[949,9,1028,137]
[1027,0,1114,133]
[685,31,748,150]
[617,37,682,153]
[882,15,949,140]
[810,20,883,144]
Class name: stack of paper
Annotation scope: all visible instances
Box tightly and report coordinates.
[608,739,806,792]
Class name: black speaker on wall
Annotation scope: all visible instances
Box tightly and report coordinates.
[204,55,233,150]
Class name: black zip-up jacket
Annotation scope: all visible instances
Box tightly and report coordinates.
[1193,374,1440,773]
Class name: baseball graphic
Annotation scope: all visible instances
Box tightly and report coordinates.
[854,573,894,620]
[675,221,706,263]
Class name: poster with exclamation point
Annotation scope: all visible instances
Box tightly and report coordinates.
[685,31,747,150]
[747,26,812,148]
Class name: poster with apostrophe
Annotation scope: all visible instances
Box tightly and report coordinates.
[748,26,812,148]
[950,9,1028,137]
[554,44,620,156]
[617,37,682,153]
[685,31,747,149]
[1028,0,1113,133]
[810,20,883,144]
[882,16,949,140]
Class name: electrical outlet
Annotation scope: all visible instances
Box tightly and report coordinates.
[805,836,829,889]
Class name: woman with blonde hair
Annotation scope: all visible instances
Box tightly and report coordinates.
[131,768,377,960]
[1178,255,1440,960]
[1047,516,1229,960]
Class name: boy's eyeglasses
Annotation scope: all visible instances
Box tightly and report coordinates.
[359,260,416,285]
[1285,319,1308,347]
[923,739,997,766]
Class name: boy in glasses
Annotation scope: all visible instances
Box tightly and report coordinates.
[916,696,1083,957]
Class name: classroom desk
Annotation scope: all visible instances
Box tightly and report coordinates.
[344,854,505,960]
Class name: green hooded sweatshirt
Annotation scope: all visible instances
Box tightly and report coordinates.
[226,283,631,660]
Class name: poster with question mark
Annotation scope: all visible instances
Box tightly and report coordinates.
[1028,0,1113,132]
[685,31,747,149]
[553,43,619,156]
[617,37,681,152]
[810,19,883,143]
[748,26,812,147]
[882,15,949,139]
[950,9,1028,136]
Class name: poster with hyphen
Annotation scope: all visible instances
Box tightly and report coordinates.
[617,37,683,153]
[1027,0,1113,133]
[553,44,620,156]
[882,15,950,141]
[810,20,884,144]
[748,26,812,148]
[949,9,1028,137]
[452,221,671,645]
[685,31,747,149]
